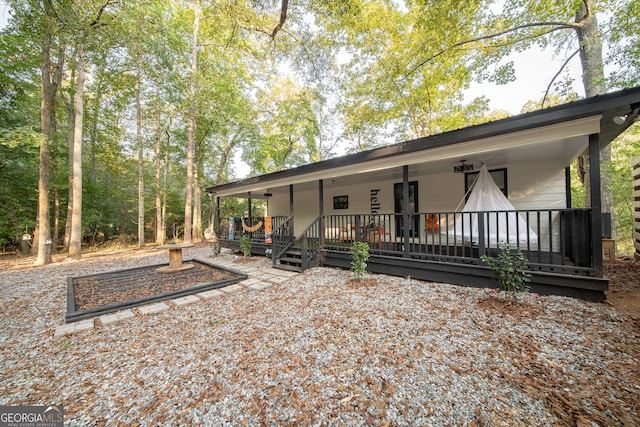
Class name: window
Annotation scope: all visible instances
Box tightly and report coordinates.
[465,168,507,199]
[333,195,349,210]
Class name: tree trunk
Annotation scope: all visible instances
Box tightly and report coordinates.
[192,155,202,241]
[576,1,606,97]
[184,4,199,244]
[53,188,59,250]
[575,1,614,237]
[63,66,76,252]
[136,62,145,248]
[154,90,164,245]
[162,129,170,243]
[68,48,85,260]
[35,36,64,265]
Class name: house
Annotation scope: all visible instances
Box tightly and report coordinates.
[206,87,640,301]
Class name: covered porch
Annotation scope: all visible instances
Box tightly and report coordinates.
[213,206,602,300]
[207,88,640,301]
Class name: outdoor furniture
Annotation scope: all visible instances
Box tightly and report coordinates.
[339,224,356,242]
[156,243,195,273]
[367,226,390,248]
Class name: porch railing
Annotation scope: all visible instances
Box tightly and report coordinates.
[271,216,294,266]
[321,209,594,275]
[296,215,322,270]
[216,209,594,276]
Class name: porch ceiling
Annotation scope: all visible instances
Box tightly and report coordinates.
[216,116,597,198]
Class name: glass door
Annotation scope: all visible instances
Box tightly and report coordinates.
[394,181,419,238]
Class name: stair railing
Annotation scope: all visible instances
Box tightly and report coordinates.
[270,216,294,266]
[296,215,322,271]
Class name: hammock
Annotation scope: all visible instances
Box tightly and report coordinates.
[241,218,263,233]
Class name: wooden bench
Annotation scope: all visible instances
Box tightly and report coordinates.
[156,243,195,273]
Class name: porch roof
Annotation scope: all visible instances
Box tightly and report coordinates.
[206,87,640,199]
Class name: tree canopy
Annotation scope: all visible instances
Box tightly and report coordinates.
[0,0,638,259]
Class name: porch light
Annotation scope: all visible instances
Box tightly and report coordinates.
[613,115,627,125]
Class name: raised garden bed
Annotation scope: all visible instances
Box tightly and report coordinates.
[66,258,247,323]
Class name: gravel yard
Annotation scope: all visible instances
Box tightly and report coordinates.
[1,245,639,426]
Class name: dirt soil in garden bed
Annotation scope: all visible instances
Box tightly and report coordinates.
[72,260,239,311]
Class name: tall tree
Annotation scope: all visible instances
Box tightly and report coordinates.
[35,2,66,265]
[67,0,120,259]
[68,46,85,259]
[154,90,166,245]
[184,2,200,244]
[135,61,145,248]
[0,35,40,247]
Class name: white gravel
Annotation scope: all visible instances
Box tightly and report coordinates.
[1,245,638,426]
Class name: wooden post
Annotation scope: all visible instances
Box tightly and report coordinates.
[319,179,325,248]
[565,166,572,208]
[403,165,410,258]
[589,133,603,276]
[289,184,294,242]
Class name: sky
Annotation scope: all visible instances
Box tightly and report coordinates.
[465,47,584,114]
[0,1,7,29]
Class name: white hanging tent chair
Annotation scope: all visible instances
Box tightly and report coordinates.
[448,165,538,246]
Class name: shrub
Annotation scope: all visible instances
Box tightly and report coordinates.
[351,241,370,281]
[240,235,252,257]
[481,241,531,302]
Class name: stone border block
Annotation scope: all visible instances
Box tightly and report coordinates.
[138,302,171,315]
[100,310,135,326]
[54,319,94,337]
[266,268,299,277]
[197,289,225,300]
[248,281,272,291]
[172,295,201,306]
[219,284,245,294]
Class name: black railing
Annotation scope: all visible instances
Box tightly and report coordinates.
[296,215,322,270]
[271,216,294,266]
[217,209,595,276]
[320,209,594,275]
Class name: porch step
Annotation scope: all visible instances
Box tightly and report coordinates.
[275,249,303,272]
[274,263,302,273]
